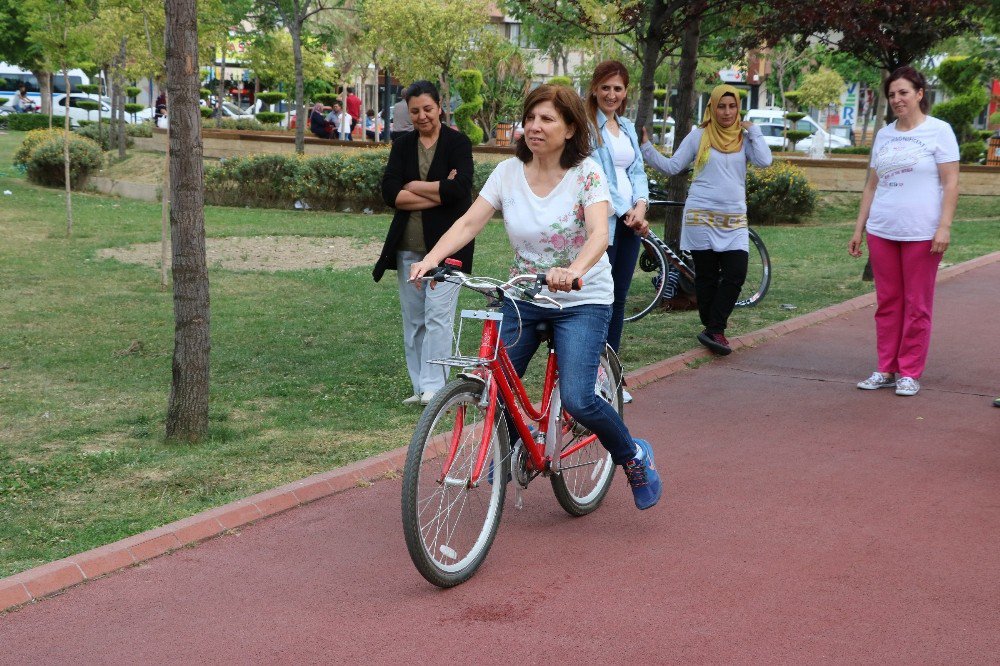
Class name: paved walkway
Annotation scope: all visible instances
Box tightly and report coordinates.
[1,258,998,663]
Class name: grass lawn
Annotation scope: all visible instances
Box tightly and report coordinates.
[1,130,998,577]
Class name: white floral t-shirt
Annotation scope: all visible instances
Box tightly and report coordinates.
[867,116,959,241]
[478,157,613,308]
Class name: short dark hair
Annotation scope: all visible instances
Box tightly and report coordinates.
[514,84,592,169]
[404,80,440,105]
[884,65,929,113]
[347,86,355,94]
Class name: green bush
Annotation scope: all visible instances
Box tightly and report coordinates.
[975,130,993,141]
[454,69,485,144]
[0,97,7,106]
[989,111,1000,126]
[933,88,990,142]
[128,122,153,138]
[204,150,501,211]
[73,121,136,151]
[77,84,98,95]
[746,161,816,225]
[14,128,66,166]
[199,88,212,100]
[25,132,104,188]
[831,146,871,154]
[8,114,52,131]
[785,112,806,124]
[213,117,273,131]
[653,88,667,101]
[125,86,141,100]
[257,92,286,108]
[785,129,811,146]
[548,76,572,87]
[200,106,214,118]
[77,119,94,127]
[959,141,985,164]
[255,111,284,125]
[313,93,338,107]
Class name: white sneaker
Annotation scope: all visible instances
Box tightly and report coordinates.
[402,394,421,405]
[622,388,634,404]
[857,372,895,390]
[895,376,920,396]
[419,390,436,405]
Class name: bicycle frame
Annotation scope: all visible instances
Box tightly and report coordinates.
[436,308,601,489]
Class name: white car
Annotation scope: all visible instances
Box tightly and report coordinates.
[755,122,851,151]
[51,93,112,127]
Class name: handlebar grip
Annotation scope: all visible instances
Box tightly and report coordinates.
[536,274,583,290]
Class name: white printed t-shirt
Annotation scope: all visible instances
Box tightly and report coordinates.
[867,116,959,241]
[478,157,613,308]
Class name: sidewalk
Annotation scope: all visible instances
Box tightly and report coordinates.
[1,256,998,663]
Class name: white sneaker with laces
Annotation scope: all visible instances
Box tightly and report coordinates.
[622,388,634,404]
[857,372,895,390]
[402,394,421,406]
[419,390,436,405]
[895,376,920,396]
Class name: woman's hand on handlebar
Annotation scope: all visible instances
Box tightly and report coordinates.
[408,259,440,289]
[545,267,580,293]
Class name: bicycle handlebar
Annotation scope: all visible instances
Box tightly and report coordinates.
[419,266,580,308]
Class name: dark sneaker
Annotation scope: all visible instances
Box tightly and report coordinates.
[623,438,662,510]
[697,330,732,356]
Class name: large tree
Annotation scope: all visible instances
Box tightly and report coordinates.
[0,0,52,114]
[165,0,211,442]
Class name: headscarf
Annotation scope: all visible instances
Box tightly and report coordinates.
[311,102,325,115]
[694,84,744,176]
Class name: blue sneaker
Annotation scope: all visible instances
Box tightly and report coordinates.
[623,439,662,510]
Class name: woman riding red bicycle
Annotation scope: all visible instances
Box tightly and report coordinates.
[409,84,662,511]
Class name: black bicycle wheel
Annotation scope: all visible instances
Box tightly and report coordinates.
[401,379,510,588]
[736,228,771,307]
[550,346,621,516]
[623,235,667,323]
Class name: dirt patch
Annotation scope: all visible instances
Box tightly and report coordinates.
[97,235,383,272]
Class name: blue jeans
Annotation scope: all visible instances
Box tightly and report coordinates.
[499,299,636,465]
[605,216,643,354]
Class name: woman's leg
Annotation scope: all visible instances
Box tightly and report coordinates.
[867,234,905,375]
[551,304,636,466]
[707,250,748,333]
[396,251,427,395]
[605,218,642,354]
[690,250,721,331]
[896,240,942,379]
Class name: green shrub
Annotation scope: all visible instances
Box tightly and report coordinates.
[200,107,214,118]
[990,111,1000,126]
[213,117,273,131]
[830,145,871,154]
[975,130,993,141]
[77,119,94,127]
[125,86,141,100]
[128,122,153,138]
[313,93,338,107]
[199,88,212,100]
[653,88,667,101]
[14,128,65,166]
[0,97,7,106]
[959,141,985,163]
[257,92,286,108]
[25,132,104,188]
[548,76,572,87]
[454,69,485,144]
[785,129,811,146]
[77,84,98,95]
[73,121,136,151]
[124,102,145,115]
[255,111,284,125]
[746,161,816,225]
[8,114,52,131]
[785,111,806,124]
[204,150,501,211]
[932,87,990,142]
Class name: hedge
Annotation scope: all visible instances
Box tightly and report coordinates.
[204,149,497,211]
[7,114,52,131]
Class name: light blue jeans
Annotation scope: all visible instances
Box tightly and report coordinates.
[499,299,636,465]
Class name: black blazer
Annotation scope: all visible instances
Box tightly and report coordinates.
[373,125,475,282]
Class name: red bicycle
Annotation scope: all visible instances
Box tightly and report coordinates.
[401,264,624,587]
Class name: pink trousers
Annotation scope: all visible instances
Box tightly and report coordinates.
[867,234,942,379]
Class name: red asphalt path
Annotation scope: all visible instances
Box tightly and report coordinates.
[1,257,998,663]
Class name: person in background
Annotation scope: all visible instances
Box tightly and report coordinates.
[344,86,362,136]
[585,60,649,404]
[640,84,772,356]
[326,101,352,140]
[848,65,959,397]
[408,84,663,511]
[365,109,386,141]
[375,80,475,406]
[391,97,414,140]
[12,85,34,113]
[309,102,334,139]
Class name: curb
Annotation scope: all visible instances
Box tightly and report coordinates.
[3,250,999,613]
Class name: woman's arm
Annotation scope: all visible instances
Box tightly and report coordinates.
[547,200,610,292]
[848,168,879,257]
[408,196,496,282]
[438,133,475,205]
[931,161,959,254]
[395,189,440,210]
[639,128,697,176]
[742,122,773,167]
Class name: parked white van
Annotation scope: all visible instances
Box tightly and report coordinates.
[745,107,850,150]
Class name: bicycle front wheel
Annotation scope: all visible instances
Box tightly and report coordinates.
[401,379,510,588]
[736,228,771,307]
[550,346,621,516]
[623,236,667,323]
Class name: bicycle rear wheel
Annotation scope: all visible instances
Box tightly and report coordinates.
[401,379,510,588]
[736,229,771,307]
[550,347,621,516]
[622,236,667,323]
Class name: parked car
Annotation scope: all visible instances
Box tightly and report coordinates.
[51,93,113,127]
[754,121,851,151]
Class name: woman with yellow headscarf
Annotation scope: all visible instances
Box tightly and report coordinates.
[639,84,772,355]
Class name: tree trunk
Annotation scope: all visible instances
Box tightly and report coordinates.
[161,100,171,289]
[33,69,52,116]
[48,73,54,128]
[664,15,700,245]
[63,67,73,237]
[117,38,127,161]
[634,0,670,131]
[97,67,107,147]
[216,44,227,129]
[290,23,305,154]
[165,0,211,442]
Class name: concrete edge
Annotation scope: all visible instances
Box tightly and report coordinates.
[3,249,999,613]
